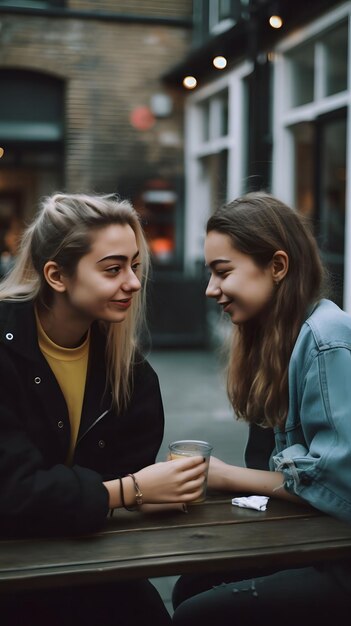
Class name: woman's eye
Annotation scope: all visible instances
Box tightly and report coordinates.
[106,266,120,275]
[132,263,141,273]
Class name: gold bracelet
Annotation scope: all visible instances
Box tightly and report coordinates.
[128,473,143,506]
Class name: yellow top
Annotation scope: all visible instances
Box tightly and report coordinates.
[35,308,90,465]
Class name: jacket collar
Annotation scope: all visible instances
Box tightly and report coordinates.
[0,299,113,444]
[0,299,106,363]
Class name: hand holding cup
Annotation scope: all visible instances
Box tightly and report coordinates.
[168,440,213,502]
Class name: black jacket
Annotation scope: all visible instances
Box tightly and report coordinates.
[0,300,164,537]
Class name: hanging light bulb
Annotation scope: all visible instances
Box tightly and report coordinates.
[183,76,197,89]
[269,15,283,29]
[213,56,227,70]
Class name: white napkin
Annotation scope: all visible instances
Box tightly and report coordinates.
[231,495,269,511]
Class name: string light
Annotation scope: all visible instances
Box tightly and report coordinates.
[269,15,283,29]
[0,147,4,158]
[213,56,227,70]
[183,76,197,89]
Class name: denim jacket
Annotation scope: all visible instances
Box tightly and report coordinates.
[271,299,351,523]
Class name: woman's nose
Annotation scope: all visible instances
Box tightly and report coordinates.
[205,276,221,298]
[123,270,141,293]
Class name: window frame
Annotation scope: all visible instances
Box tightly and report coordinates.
[184,60,252,271]
[272,1,351,311]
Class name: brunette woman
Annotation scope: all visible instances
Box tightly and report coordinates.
[173,192,351,625]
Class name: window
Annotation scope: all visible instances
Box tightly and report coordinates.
[209,0,236,35]
[0,69,64,141]
[193,0,242,44]
[291,122,315,217]
[0,69,64,248]
[199,88,229,143]
[288,42,315,107]
[286,20,348,108]
[324,22,348,96]
[274,10,349,308]
[184,61,251,269]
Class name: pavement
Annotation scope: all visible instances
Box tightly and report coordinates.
[146,348,250,616]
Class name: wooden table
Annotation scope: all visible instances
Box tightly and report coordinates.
[1,497,351,592]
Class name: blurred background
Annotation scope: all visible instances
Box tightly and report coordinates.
[1,1,350,614]
[0,0,350,345]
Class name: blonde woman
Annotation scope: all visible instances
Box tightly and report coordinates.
[0,193,206,626]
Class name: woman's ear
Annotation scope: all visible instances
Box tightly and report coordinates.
[43,261,67,293]
[271,250,289,284]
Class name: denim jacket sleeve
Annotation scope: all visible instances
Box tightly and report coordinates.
[272,345,351,522]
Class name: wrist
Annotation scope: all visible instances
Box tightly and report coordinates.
[121,475,140,510]
[128,473,143,505]
[103,476,138,509]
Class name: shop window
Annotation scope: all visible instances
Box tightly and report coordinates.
[209,0,236,35]
[275,10,350,307]
[201,99,211,142]
[135,180,178,267]
[291,122,315,218]
[0,69,64,245]
[324,22,348,96]
[200,150,228,210]
[218,89,229,136]
[0,69,64,141]
[287,19,348,108]
[288,42,315,107]
[319,114,346,307]
[291,113,346,307]
[199,88,229,143]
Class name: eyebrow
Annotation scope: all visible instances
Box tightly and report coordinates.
[207,259,231,269]
[97,250,140,264]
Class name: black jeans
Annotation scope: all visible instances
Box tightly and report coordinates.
[1,579,171,626]
[172,565,351,626]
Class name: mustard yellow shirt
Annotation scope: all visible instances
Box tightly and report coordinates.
[35,309,90,465]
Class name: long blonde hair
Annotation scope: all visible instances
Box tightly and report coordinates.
[207,192,326,428]
[0,193,150,412]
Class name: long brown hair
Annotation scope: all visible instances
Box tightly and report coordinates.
[0,193,150,412]
[206,192,326,428]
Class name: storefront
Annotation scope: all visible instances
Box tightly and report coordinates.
[164,0,350,313]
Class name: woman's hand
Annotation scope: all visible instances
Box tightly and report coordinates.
[207,457,303,503]
[135,456,207,504]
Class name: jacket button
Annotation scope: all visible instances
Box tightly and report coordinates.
[5,333,13,341]
[98,439,106,448]
[34,377,41,384]
[57,420,64,429]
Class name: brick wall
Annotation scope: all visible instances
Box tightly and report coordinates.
[0,1,192,196]
[69,1,192,19]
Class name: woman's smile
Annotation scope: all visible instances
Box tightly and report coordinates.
[110,298,132,309]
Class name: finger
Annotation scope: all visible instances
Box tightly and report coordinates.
[179,475,206,496]
[182,486,206,502]
[170,455,205,469]
[181,461,207,481]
